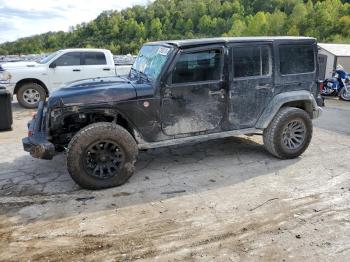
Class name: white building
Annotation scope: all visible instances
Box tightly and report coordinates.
[318,43,350,79]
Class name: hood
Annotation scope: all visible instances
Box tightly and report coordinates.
[0,61,40,70]
[47,76,139,108]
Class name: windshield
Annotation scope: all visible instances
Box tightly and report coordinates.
[131,45,171,81]
[38,51,62,64]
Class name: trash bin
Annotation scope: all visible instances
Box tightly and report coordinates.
[0,86,13,130]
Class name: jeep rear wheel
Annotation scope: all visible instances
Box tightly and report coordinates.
[17,83,46,108]
[263,107,312,159]
[67,122,138,189]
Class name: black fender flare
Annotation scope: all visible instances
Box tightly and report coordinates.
[255,90,319,129]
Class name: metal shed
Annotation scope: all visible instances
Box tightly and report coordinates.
[318,43,350,80]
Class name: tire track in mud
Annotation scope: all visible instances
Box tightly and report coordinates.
[116,192,349,260]
[1,191,350,261]
[1,111,350,261]
[136,194,322,258]
[3,191,346,261]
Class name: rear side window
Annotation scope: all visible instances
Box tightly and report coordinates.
[171,49,222,84]
[54,52,81,66]
[232,46,271,78]
[279,45,315,75]
[84,52,107,65]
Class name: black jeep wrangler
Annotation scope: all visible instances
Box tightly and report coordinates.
[23,37,322,189]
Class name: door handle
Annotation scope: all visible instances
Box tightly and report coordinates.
[103,68,111,71]
[163,89,172,98]
[72,69,81,72]
[208,90,221,95]
[256,84,271,90]
[208,89,225,98]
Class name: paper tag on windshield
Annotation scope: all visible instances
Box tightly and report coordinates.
[158,47,170,56]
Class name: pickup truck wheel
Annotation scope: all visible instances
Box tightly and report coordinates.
[263,107,312,159]
[67,122,138,189]
[17,83,46,108]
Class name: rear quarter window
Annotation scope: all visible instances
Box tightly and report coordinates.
[279,44,315,75]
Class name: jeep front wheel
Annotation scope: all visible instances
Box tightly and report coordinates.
[263,107,312,159]
[67,122,138,189]
[17,83,46,108]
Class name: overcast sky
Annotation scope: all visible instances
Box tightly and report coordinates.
[0,0,149,43]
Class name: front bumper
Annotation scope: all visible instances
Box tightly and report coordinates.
[22,101,55,160]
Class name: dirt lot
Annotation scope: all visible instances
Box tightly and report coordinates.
[0,98,350,261]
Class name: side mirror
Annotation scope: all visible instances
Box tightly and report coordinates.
[49,62,56,69]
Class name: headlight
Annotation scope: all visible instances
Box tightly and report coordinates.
[0,71,11,81]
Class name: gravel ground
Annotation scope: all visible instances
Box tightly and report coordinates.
[0,97,350,261]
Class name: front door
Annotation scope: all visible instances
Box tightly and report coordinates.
[228,44,274,129]
[48,52,84,89]
[160,47,226,136]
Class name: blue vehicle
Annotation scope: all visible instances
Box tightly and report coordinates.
[321,65,350,101]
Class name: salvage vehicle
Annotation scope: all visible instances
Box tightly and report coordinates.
[0,49,131,108]
[23,37,323,189]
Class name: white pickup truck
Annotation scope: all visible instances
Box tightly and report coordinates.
[0,48,132,108]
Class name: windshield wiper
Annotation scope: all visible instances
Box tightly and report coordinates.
[130,67,151,82]
[130,67,138,76]
[138,71,151,83]
[129,67,140,80]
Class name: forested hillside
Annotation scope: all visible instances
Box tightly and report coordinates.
[0,0,349,55]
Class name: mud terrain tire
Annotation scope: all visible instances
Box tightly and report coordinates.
[17,83,46,109]
[67,122,138,189]
[263,107,312,159]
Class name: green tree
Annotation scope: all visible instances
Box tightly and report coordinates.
[245,12,268,36]
[338,16,350,37]
[267,11,287,35]
[287,25,300,36]
[226,19,247,36]
[198,15,215,35]
[1,0,350,55]
[149,18,162,39]
[184,19,194,33]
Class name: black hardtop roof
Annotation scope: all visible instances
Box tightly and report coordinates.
[147,36,316,48]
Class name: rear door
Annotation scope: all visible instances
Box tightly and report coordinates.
[81,51,115,79]
[160,46,226,136]
[228,44,274,129]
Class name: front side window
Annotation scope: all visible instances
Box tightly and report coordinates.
[233,46,271,78]
[84,52,107,65]
[171,49,222,84]
[279,44,315,75]
[54,52,81,66]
